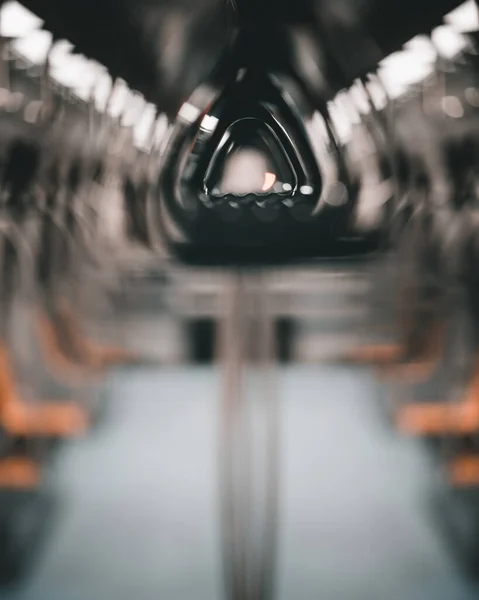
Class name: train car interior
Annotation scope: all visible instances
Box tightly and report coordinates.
[1,1,479,599]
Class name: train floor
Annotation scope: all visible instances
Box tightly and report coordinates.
[0,365,478,600]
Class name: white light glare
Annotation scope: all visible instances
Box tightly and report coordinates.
[0,5,157,126]
[366,80,388,110]
[378,49,434,98]
[50,43,98,94]
[445,0,479,33]
[133,103,157,149]
[121,91,146,126]
[108,79,129,118]
[93,73,112,112]
[0,1,43,37]
[327,99,352,144]
[431,25,468,58]
[154,114,169,147]
[336,90,361,125]
[178,102,200,123]
[11,29,52,65]
[48,39,74,82]
[71,60,105,101]
[200,114,219,132]
[403,35,437,63]
[349,81,371,115]
[300,185,314,195]
[441,95,465,118]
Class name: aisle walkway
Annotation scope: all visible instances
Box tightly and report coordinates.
[1,366,477,600]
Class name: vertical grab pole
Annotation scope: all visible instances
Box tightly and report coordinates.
[217,270,280,600]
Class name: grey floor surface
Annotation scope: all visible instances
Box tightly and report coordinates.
[1,365,478,600]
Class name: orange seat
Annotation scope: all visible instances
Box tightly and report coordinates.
[0,343,89,438]
[397,403,476,436]
[0,457,41,489]
[2,398,88,438]
[341,318,447,389]
[449,456,479,487]
[341,343,402,366]
[397,367,479,436]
